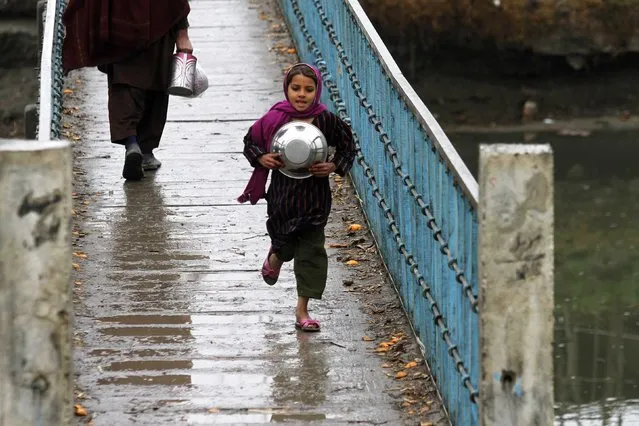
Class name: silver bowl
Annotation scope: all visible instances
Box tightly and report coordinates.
[271,121,328,179]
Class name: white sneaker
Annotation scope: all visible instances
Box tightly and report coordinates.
[142,153,162,170]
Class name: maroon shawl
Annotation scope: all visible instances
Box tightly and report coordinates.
[62,0,190,72]
[237,64,327,205]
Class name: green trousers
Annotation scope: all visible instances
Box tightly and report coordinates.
[275,228,327,299]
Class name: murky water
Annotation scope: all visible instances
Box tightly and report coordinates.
[450,129,639,425]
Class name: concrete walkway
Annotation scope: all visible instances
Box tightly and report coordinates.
[67,0,447,424]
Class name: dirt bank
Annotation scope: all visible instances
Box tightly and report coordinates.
[0,67,38,138]
[395,48,639,129]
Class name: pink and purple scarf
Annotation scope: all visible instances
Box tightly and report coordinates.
[237,63,327,205]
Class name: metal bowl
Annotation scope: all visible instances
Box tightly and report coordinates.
[271,121,328,179]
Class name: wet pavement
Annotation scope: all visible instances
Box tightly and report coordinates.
[66,0,447,424]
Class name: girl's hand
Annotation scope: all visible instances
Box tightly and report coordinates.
[258,153,284,169]
[308,161,336,177]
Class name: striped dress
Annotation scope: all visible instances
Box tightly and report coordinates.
[243,110,356,248]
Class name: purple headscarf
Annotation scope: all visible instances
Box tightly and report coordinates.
[237,63,327,204]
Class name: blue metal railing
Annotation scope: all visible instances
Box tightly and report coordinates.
[37,0,66,141]
[278,0,480,424]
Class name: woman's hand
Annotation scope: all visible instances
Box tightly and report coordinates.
[176,29,193,54]
[309,161,336,177]
[258,153,284,169]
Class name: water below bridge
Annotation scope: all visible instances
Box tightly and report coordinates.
[450,128,639,425]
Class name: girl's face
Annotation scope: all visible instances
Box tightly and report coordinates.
[287,74,317,112]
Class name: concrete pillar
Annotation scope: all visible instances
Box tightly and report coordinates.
[0,140,73,426]
[478,144,554,426]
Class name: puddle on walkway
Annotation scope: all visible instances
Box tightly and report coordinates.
[187,411,327,424]
[451,129,639,425]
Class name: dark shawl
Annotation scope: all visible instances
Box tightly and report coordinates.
[62,0,190,72]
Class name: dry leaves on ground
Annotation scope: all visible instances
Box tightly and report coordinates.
[74,404,88,416]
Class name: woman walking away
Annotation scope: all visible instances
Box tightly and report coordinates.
[62,0,193,180]
[238,63,356,332]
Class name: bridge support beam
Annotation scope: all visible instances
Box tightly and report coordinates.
[0,140,73,426]
[478,144,554,426]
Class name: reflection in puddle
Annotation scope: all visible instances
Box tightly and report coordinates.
[99,374,193,386]
[99,315,193,325]
[98,372,273,388]
[105,359,268,373]
[106,360,194,372]
[268,332,329,408]
[187,411,327,424]
[100,327,194,337]
[98,314,274,326]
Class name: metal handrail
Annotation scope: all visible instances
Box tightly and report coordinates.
[38,0,65,141]
[345,0,479,206]
[37,0,57,140]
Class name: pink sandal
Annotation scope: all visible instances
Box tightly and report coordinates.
[295,318,321,332]
[261,247,281,285]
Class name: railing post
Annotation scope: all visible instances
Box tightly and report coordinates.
[0,140,73,426]
[478,144,554,426]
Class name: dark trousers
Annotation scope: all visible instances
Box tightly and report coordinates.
[108,84,169,154]
[275,229,327,299]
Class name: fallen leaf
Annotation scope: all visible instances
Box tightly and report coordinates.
[63,89,73,95]
[72,263,81,271]
[421,422,433,426]
[395,371,408,379]
[286,48,296,54]
[345,260,359,266]
[74,404,88,416]
[347,224,362,232]
[328,243,348,248]
[362,336,374,342]
[207,407,221,413]
[73,251,88,259]
[404,361,418,369]
[381,363,393,368]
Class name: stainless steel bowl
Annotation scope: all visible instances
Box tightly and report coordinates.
[271,121,328,179]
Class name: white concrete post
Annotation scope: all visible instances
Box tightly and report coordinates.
[0,140,73,426]
[478,144,554,426]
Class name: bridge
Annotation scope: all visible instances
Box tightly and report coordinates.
[1,0,555,425]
